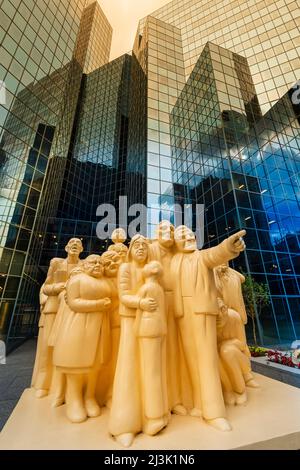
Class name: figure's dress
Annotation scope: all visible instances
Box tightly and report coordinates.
[109,262,144,436]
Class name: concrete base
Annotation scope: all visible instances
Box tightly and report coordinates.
[0,374,299,450]
[251,357,300,389]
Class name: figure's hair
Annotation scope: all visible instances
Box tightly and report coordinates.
[102,251,119,261]
[85,254,101,262]
[127,234,149,262]
[155,219,174,233]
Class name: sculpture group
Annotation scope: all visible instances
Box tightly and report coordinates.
[31,223,259,447]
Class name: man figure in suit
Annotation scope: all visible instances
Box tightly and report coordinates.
[33,238,83,399]
[171,226,246,431]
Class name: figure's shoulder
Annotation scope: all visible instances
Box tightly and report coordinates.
[119,262,131,275]
[138,283,148,295]
[229,267,244,281]
[49,257,64,269]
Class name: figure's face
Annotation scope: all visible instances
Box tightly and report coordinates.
[84,256,103,278]
[66,238,83,256]
[131,239,148,263]
[157,223,174,248]
[102,252,121,277]
[175,228,197,253]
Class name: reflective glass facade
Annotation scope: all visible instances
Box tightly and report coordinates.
[0,0,111,349]
[132,17,186,237]
[41,54,132,269]
[0,0,299,349]
[74,0,112,73]
[142,0,300,113]
[170,42,300,345]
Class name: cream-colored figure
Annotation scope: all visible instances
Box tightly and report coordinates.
[96,250,122,407]
[52,255,111,423]
[108,228,128,263]
[110,234,159,447]
[171,226,247,432]
[214,263,259,382]
[135,261,169,436]
[33,238,83,398]
[149,221,187,416]
[215,264,247,324]
[31,284,48,388]
[214,265,259,405]
[48,260,85,408]
[217,299,256,405]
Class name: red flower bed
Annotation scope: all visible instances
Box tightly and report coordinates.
[266,350,300,369]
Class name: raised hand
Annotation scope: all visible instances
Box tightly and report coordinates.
[227,230,246,253]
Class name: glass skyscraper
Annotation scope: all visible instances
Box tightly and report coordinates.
[145,0,300,113]
[0,0,112,350]
[0,0,299,349]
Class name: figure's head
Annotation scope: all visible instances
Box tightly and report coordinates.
[155,220,174,248]
[83,255,103,278]
[128,234,149,264]
[111,244,128,263]
[174,226,197,253]
[101,251,121,277]
[65,238,83,257]
[111,228,127,245]
[142,261,163,280]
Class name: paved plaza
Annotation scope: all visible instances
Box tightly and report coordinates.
[0,340,36,431]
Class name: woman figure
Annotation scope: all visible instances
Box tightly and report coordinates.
[53,255,111,423]
[109,235,158,447]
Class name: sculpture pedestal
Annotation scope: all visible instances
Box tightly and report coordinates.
[0,374,299,450]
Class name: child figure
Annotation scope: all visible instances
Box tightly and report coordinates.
[108,228,128,263]
[135,261,169,436]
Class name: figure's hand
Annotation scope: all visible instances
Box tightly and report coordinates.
[140,297,157,312]
[97,297,111,311]
[217,298,228,317]
[55,282,66,294]
[227,230,246,253]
